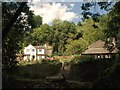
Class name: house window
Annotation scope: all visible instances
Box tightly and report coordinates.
[27,56,30,60]
[26,49,30,52]
[38,56,42,59]
[39,49,42,52]
[97,55,100,58]
[32,49,35,52]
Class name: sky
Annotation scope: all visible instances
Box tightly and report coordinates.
[28,1,113,25]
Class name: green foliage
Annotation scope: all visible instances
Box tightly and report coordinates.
[30,16,106,56]
[41,58,60,65]
[105,1,120,50]
[70,55,95,64]
[79,55,95,63]
[2,2,27,73]
[70,55,81,63]
[65,38,88,55]
[116,32,120,49]
[69,58,114,82]
[2,2,42,82]
[92,58,120,88]
[81,2,112,21]
[41,59,48,64]
[17,63,61,79]
[31,15,42,28]
[92,2,120,87]
[31,24,51,45]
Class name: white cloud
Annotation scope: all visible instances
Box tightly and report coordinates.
[30,3,77,24]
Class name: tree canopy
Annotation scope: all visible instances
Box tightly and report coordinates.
[2,2,42,73]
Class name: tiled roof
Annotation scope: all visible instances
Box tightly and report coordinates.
[82,40,118,55]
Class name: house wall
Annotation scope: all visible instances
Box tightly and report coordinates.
[24,45,37,61]
[24,45,46,61]
[37,49,45,54]
[36,55,45,60]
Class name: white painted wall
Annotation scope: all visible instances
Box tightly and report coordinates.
[24,44,46,61]
[37,49,45,54]
[24,44,36,61]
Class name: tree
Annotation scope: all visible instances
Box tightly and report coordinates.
[32,15,42,28]
[2,2,36,74]
[31,24,51,45]
[105,1,120,50]
[2,2,27,39]
[92,2,120,88]
[79,17,106,44]
[51,20,76,55]
[81,2,113,21]
[65,15,107,55]
[65,38,88,55]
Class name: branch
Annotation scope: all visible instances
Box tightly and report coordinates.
[2,2,27,40]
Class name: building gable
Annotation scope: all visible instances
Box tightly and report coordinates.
[82,40,118,55]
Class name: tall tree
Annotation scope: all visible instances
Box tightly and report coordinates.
[2,2,35,74]
[105,1,120,49]
[2,2,27,39]
[65,16,107,55]
[92,2,120,88]
[81,2,113,21]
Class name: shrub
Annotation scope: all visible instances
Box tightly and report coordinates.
[41,59,47,64]
[79,55,95,63]
[92,53,120,88]
[70,55,81,63]
[23,71,30,78]
[40,58,60,64]
[70,55,95,64]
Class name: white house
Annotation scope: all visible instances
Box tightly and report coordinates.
[24,44,46,61]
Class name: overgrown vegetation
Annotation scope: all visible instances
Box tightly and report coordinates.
[92,52,120,88]
[70,55,95,64]
[91,1,120,88]
[17,63,61,79]
[2,1,120,88]
[69,57,114,82]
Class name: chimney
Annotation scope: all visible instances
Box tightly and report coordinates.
[107,38,110,42]
[44,43,47,48]
[111,37,116,47]
[108,37,116,47]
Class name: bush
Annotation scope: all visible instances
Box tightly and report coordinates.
[92,53,120,88]
[41,59,47,64]
[70,55,95,64]
[70,55,81,63]
[17,63,62,79]
[41,58,60,64]
[23,71,30,78]
[69,57,114,82]
[2,72,18,88]
[79,55,95,63]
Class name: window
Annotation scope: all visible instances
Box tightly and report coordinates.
[26,49,30,52]
[32,49,35,52]
[27,56,30,60]
[39,49,42,52]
